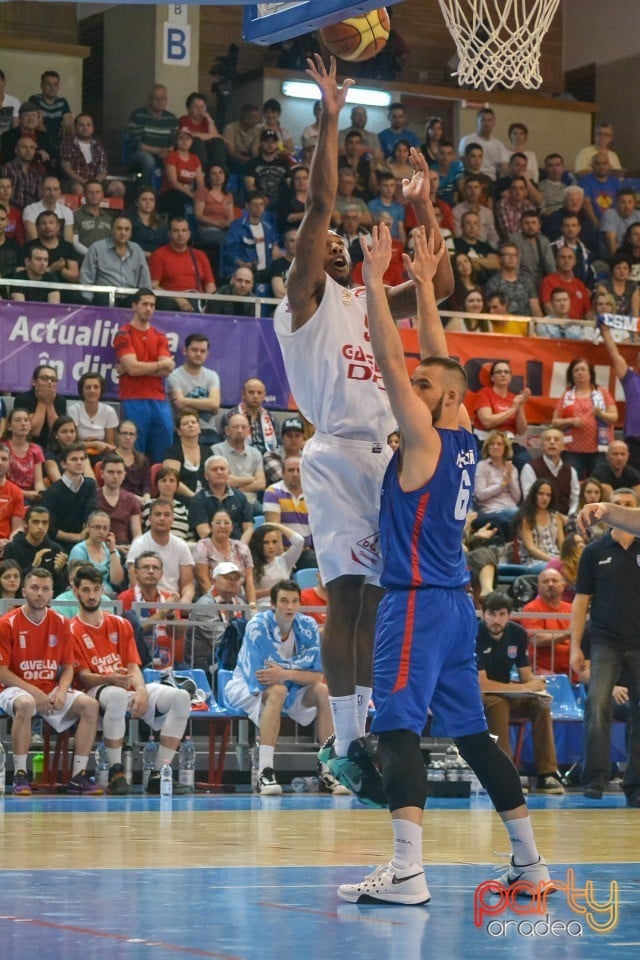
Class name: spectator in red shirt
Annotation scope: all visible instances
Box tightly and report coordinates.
[159,128,205,220]
[540,246,592,319]
[0,445,25,554]
[149,215,216,312]
[522,567,572,674]
[113,287,175,464]
[178,91,228,173]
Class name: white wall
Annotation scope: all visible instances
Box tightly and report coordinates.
[564,0,640,70]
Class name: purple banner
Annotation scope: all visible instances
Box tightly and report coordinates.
[0,301,293,409]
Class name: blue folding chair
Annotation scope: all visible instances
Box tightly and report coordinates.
[143,668,235,787]
[545,674,584,721]
[294,567,319,590]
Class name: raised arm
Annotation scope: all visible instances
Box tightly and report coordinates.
[400,147,454,301]
[599,322,630,381]
[285,56,354,329]
[361,224,440,490]
[401,225,447,359]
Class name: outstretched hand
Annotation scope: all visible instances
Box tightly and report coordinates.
[305,54,354,117]
[576,501,608,537]
[402,147,431,206]
[360,223,392,284]
[402,226,445,285]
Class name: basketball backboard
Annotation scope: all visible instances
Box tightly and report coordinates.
[243,2,404,45]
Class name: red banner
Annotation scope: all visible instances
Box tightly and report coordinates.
[399,330,638,426]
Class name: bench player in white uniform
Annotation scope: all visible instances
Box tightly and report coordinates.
[273,56,454,803]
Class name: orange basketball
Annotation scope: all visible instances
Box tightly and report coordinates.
[320,8,390,62]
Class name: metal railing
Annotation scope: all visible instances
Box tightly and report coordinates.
[1,277,280,316]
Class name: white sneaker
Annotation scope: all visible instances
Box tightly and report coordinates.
[319,768,351,795]
[338,861,431,905]
[257,767,282,796]
[495,856,556,895]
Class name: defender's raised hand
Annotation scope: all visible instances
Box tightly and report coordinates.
[361,224,393,284]
[305,54,354,116]
[402,147,431,206]
[402,226,445,285]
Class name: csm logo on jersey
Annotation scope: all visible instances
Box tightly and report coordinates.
[456,449,476,468]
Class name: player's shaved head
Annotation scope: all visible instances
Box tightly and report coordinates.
[417,356,468,400]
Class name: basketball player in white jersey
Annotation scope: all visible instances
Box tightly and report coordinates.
[274,56,453,803]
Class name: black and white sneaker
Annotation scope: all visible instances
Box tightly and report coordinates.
[338,861,431,905]
[257,767,282,796]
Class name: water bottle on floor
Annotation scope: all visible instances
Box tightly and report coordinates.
[95,741,109,788]
[142,735,158,791]
[178,736,196,790]
[291,776,320,793]
[251,740,259,791]
[160,762,173,798]
[123,744,133,786]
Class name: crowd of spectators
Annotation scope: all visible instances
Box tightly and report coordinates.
[1,67,637,795]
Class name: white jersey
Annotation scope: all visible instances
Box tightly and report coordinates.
[274,274,395,442]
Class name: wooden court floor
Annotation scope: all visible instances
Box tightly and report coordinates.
[0,791,638,960]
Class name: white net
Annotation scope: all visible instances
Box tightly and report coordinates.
[437,0,561,91]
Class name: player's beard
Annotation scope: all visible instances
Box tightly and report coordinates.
[79,597,101,613]
[430,392,445,425]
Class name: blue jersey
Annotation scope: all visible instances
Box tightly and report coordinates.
[379,427,478,589]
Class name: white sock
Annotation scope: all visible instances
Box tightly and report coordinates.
[329,694,360,756]
[107,747,122,767]
[259,744,275,771]
[156,746,176,770]
[355,685,372,737]
[391,818,423,870]
[73,755,89,777]
[14,754,28,773]
[504,816,539,866]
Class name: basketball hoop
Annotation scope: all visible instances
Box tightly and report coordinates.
[437,0,561,91]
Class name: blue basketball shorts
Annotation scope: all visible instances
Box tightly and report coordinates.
[371,586,488,739]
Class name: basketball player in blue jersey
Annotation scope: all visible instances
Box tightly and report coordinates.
[274,55,454,806]
[337,224,553,905]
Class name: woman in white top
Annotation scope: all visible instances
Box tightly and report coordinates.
[67,373,118,458]
[249,522,304,605]
[473,430,521,542]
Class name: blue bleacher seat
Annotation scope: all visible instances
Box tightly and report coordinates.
[294,567,319,590]
[216,667,247,717]
[545,674,584,721]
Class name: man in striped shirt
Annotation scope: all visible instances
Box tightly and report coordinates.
[127,85,178,186]
[263,455,315,568]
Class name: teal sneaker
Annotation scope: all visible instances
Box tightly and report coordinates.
[323,736,387,808]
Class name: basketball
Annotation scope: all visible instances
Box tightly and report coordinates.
[320,8,390,62]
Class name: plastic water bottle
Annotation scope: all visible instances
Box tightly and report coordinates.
[444,744,460,781]
[178,736,196,790]
[160,762,173,798]
[0,741,5,797]
[251,740,260,791]
[469,771,485,796]
[95,741,109,788]
[122,744,133,786]
[291,776,320,793]
[142,735,158,791]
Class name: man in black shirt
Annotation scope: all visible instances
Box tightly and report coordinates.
[592,440,640,501]
[188,455,253,541]
[4,504,68,594]
[477,591,563,793]
[8,243,60,303]
[41,444,97,550]
[573,487,640,806]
